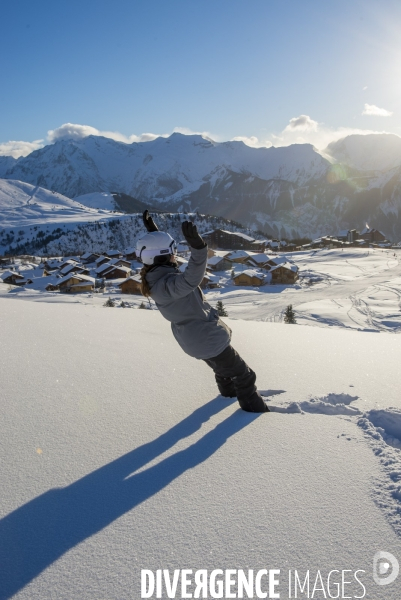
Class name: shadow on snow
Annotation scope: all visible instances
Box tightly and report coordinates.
[0,397,259,599]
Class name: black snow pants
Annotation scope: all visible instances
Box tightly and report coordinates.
[203,345,267,412]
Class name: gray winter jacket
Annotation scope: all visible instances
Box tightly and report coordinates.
[145,246,232,359]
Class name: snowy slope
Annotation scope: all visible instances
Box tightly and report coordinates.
[4,247,400,336]
[0,179,122,228]
[73,191,117,211]
[1,299,401,599]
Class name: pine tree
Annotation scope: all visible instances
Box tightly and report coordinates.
[284,304,296,324]
[138,301,147,309]
[216,300,228,317]
[104,297,115,307]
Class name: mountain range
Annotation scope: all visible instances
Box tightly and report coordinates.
[2,132,401,240]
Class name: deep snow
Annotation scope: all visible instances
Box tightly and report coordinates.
[1,298,401,599]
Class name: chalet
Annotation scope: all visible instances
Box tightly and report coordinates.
[270,263,299,284]
[58,273,95,293]
[200,273,221,289]
[104,249,123,259]
[207,255,232,271]
[43,259,63,271]
[113,258,131,268]
[59,258,79,269]
[81,252,100,264]
[96,258,129,276]
[124,247,136,261]
[246,253,271,269]
[360,227,387,244]
[0,270,26,285]
[118,275,142,295]
[204,229,261,251]
[247,254,286,271]
[59,263,84,276]
[97,263,117,277]
[95,255,111,268]
[283,242,296,251]
[226,250,252,264]
[232,270,265,287]
[101,265,131,280]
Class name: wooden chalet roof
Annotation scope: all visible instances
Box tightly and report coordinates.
[226,250,251,260]
[218,229,255,242]
[100,265,131,277]
[207,255,229,266]
[57,273,95,286]
[95,255,110,265]
[118,275,141,286]
[233,269,264,280]
[0,270,24,280]
[269,262,298,273]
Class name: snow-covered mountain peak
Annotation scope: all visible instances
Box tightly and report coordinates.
[324,133,401,172]
[0,155,18,178]
[4,132,330,201]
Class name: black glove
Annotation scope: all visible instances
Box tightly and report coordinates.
[181,221,206,249]
[142,210,158,232]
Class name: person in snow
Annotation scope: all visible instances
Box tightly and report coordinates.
[137,211,268,413]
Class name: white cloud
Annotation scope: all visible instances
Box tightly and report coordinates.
[0,139,44,158]
[47,123,160,144]
[231,135,272,148]
[138,133,160,142]
[284,114,318,132]
[362,103,393,116]
[47,123,218,145]
[1,123,220,159]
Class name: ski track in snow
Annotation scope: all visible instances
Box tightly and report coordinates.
[206,248,401,333]
[263,391,401,537]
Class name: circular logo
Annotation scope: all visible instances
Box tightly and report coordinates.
[373,551,399,586]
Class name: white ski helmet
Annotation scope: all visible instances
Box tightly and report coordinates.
[136,231,177,265]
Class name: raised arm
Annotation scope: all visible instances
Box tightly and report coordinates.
[153,221,208,300]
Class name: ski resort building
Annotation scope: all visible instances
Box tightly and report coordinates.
[0,270,28,285]
[101,265,131,280]
[226,250,252,264]
[124,247,137,261]
[360,227,387,244]
[203,229,266,251]
[232,270,265,286]
[118,276,142,295]
[57,274,95,293]
[81,252,101,264]
[207,255,232,271]
[270,263,299,284]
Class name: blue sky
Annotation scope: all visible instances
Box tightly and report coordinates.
[1,0,400,157]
